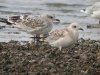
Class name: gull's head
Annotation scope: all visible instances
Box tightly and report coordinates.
[41,13,60,24]
[91,10,100,19]
[68,22,84,31]
[80,9,86,13]
[80,9,89,15]
[80,7,93,15]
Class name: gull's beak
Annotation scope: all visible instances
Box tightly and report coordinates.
[80,9,86,13]
[78,28,84,31]
[53,19,60,24]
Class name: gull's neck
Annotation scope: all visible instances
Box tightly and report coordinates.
[67,27,79,41]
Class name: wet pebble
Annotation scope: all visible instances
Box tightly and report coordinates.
[0,39,100,75]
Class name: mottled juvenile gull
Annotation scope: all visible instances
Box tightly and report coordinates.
[1,13,60,43]
[8,14,60,35]
[45,22,83,51]
[80,2,100,24]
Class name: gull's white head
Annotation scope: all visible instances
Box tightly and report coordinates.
[91,10,100,19]
[80,6,93,16]
[80,9,90,15]
[68,22,83,31]
[80,9,86,13]
[67,22,83,43]
[41,13,60,24]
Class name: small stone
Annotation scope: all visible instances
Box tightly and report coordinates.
[29,60,36,63]
[80,53,87,60]
[73,55,80,59]
[26,53,31,56]
[59,64,64,68]
[1,51,7,54]
[93,62,100,68]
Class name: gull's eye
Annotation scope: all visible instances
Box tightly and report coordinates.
[73,25,77,28]
[48,16,53,19]
[83,9,86,11]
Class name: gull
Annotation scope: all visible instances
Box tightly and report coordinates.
[8,14,60,35]
[80,2,100,24]
[91,10,100,21]
[45,22,83,51]
[0,13,60,43]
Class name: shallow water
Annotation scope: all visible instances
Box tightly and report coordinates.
[0,0,100,42]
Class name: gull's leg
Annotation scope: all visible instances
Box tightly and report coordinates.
[30,34,40,50]
[34,34,37,44]
[36,34,40,46]
[31,34,40,45]
[30,35,36,44]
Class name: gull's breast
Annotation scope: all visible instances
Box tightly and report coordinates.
[50,32,74,48]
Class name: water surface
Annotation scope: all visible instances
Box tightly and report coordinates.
[0,0,100,42]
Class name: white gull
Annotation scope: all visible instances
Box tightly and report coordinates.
[45,22,83,51]
[80,2,100,24]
